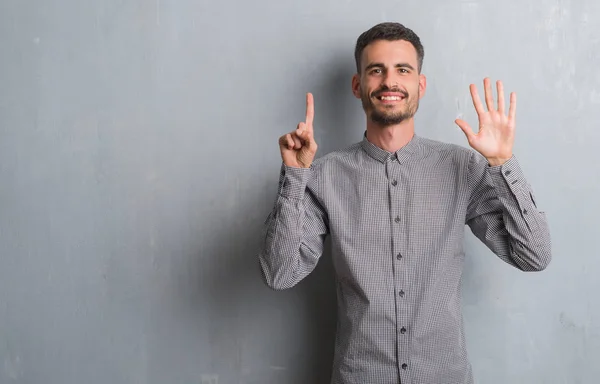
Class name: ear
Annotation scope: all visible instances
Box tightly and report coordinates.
[351,73,361,99]
[418,73,427,99]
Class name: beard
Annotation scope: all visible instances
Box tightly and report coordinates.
[361,86,420,126]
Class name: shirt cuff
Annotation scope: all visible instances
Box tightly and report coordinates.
[487,155,527,197]
[277,163,312,200]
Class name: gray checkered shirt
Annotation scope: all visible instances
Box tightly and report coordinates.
[258,133,551,384]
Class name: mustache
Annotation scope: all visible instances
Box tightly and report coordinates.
[372,87,409,99]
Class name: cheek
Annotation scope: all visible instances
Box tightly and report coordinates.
[410,81,422,95]
[362,81,378,96]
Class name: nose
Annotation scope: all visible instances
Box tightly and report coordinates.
[382,71,398,89]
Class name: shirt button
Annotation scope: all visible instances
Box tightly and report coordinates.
[523,209,528,214]
[395,216,401,223]
[402,363,408,370]
[505,170,512,176]
[399,290,405,297]
[400,327,407,334]
[391,179,398,186]
[396,253,402,260]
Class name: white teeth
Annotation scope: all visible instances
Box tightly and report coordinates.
[380,96,402,101]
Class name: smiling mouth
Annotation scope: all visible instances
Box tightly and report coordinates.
[377,95,404,101]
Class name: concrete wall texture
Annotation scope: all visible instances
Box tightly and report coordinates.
[1,0,599,383]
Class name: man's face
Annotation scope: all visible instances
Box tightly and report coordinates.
[352,40,426,126]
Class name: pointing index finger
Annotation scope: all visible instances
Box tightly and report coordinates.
[305,92,314,127]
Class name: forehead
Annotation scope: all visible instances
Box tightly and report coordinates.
[361,39,418,69]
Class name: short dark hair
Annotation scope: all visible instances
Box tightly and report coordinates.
[354,22,424,74]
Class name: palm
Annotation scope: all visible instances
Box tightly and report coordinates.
[455,78,516,165]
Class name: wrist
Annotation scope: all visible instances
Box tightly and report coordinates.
[486,156,512,167]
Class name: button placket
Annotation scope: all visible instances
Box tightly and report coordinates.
[387,160,410,379]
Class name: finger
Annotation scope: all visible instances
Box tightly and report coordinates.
[285,134,296,149]
[279,133,294,150]
[294,123,306,148]
[497,80,505,115]
[305,92,314,128]
[297,121,314,139]
[484,78,495,111]
[455,119,476,141]
[296,123,317,149]
[292,133,302,149]
[508,92,517,121]
[469,84,485,116]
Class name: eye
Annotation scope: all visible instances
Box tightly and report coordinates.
[399,68,409,74]
[369,68,382,75]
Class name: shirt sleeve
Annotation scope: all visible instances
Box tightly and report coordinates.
[258,162,329,290]
[465,151,552,271]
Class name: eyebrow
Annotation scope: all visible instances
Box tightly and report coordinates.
[364,62,416,72]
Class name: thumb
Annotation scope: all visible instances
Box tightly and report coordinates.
[297,126,317,151]
[296,124,311,141]
[455,119,475,142]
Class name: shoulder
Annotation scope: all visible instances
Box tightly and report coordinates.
[418,136,471,155]
[416,135,477,165]
[310,141,362,170]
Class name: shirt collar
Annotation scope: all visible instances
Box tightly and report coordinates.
[360,131,422,164]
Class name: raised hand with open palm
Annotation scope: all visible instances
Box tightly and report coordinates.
[455,78,516,166]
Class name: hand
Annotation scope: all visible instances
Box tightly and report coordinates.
[278,93,318,168]
[455,78,516,166]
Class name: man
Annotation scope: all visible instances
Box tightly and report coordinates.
[258,22,551,384]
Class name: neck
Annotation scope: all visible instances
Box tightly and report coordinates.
[365,118,415,153]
